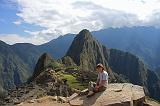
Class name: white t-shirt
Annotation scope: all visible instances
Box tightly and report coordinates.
[97,70,108,87]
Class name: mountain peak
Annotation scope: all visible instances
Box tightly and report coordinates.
[41,53,51,59]
[75,29,92,41]
[28,53,53,82]
[79,29,90,34]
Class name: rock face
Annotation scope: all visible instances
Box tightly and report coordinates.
[69,83,145,106]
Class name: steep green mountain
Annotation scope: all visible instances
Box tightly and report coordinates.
[0,41,30,91]
[66,29,109,71]
[64,29,160,100]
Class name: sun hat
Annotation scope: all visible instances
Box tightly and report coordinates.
[96,63,104,69]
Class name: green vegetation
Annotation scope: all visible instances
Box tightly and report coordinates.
[47,60,64,70]
[146,96,160,104]
[0,86,7,98]
[66,66,79,70]
[62,74,87,90]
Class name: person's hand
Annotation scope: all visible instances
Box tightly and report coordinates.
[95,85,99,91]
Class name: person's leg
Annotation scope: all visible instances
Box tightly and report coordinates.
[94,86,106,93]
[88,81,96,92]
[78,81,96,96]
[92,86,106,93]
[87,81,96,97]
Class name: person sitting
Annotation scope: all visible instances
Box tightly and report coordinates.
[87,63,108,97]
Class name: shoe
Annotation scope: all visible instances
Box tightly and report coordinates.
[72,88,81,94]
[79,89,88,96]
[86,91,95,98]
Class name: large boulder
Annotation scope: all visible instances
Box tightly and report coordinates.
[69,83,145,106]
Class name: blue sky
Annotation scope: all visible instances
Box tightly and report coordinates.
[0,0,45,34]
[0,0,26,35]
[0,0,160,45]
[0,0,46,44]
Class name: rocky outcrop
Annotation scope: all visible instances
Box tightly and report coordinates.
[4,83,160,106]
[17,96,70,106]
[69,83,145,106]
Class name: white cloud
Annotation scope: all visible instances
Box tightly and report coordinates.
[13,20,22,25]
[7,0,160,44]
[145,10,160,27]
[0,34,46,45]
[91,0,160,20]
[24,29,62,41]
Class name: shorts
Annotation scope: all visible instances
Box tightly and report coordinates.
[88,81,106,93]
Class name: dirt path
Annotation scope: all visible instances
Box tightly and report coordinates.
[17,102,70,106]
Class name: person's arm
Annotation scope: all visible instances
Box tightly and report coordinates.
[96,79,100,85]
[97,80,107,87]
[95,80,106,91]
[96,74,100,85]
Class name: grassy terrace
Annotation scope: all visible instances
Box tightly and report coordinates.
[62,74,87,90]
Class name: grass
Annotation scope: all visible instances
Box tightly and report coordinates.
[62,74,87,90]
